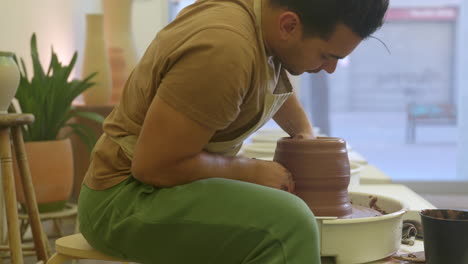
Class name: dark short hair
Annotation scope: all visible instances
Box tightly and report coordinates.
[269,0,389,39]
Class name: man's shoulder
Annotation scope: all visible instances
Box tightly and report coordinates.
[168,0,257,43]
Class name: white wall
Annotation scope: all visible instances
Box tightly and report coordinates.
[0,0,76,76]
[133,1,170,57]
[0,0,169,79]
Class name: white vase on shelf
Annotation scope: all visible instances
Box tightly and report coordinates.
[82,14,112,106]
[0,52,20,113]
[102,0,138,104]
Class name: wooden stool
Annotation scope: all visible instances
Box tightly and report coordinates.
[0,113,49,263]
[47,233,129,264]
[19,203,78,239]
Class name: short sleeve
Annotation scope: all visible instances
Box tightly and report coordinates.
[157,28,255,130]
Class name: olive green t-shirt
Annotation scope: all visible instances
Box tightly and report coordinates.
[84,0,292,190]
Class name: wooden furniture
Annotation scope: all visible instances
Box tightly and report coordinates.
[47,233,129,264]
[0,114,49,263]
[406,103,456,143]
[19,203,78,239]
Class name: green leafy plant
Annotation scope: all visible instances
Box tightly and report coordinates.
[13,33,104,151]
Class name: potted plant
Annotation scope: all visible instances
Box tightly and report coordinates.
[12,33,104,212]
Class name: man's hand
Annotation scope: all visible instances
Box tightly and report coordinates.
[249,160,295,193]
[273,91,315,140]
[292,132,316,139]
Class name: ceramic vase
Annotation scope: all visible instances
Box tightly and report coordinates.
[82,14,112,105]
[274,137,353,218]
[0,52,20,113]
[102,0,138,104]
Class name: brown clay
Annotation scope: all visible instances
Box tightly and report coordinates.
[273,137,353,218]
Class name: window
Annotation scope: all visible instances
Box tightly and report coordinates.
[168,0,465,181]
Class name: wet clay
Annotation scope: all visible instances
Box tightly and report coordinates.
[368,196,387,215]
[421,209,468,221]
[274,137,353,218]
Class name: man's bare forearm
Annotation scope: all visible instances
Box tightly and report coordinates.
[136,151,264,188]
[274,92,315,138]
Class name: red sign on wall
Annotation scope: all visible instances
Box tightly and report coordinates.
[385,7,458,21]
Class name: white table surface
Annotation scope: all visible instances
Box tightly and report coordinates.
[360,165,392,185]
[369,240,425,263]
[355,184,436,222]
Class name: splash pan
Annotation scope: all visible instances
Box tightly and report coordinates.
[317,192,408,264]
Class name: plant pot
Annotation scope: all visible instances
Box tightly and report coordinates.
[273,137,352,218]
[14,138,74,212]
[0,51,20,113]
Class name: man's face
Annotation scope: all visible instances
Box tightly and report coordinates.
[274,23,362,76]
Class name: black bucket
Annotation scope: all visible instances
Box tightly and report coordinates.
[420,209,468,264]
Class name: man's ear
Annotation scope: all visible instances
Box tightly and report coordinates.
[278,11,300,40]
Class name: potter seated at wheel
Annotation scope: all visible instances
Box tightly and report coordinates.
[74,0,389,263]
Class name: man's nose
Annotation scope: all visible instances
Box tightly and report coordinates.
[323,60,338,74]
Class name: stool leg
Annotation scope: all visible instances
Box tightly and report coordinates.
[20,218,29,239]
[11,126,50,262]
[52,219,62,237]
[42,226,53,258]
[74,216,80,234]
[46,253,71,264]
[0,158,6,264]
[0,127,23,264]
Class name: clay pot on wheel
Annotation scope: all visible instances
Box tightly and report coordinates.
[273,137,352,218]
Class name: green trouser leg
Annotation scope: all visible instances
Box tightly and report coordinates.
[78,177,321,264]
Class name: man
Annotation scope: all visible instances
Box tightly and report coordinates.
[78,0,389,263]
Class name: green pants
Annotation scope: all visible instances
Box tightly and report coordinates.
[78,177,321,264]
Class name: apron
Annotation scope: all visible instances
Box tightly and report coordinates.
[109,0,292,160]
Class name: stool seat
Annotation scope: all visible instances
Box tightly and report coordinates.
[0,113,34,127]
[54,233,128,262]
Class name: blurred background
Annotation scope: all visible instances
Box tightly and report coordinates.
[1,0,467,191]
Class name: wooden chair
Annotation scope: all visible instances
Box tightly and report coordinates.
[0,113,50,263]
[47,233,129,263]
